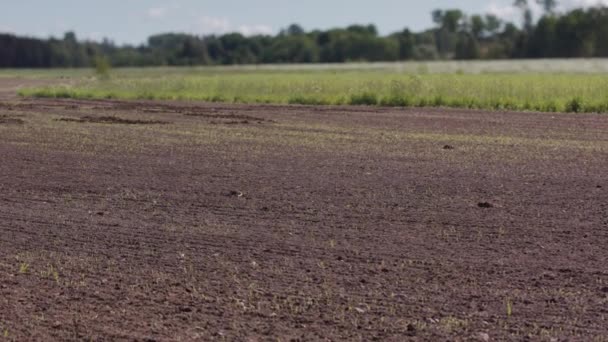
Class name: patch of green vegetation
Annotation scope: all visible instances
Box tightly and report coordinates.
[94,56,112,80]
[18,262,29,274]
[14,64,608,113]
[506,298,513,318]
[349,92,378,106]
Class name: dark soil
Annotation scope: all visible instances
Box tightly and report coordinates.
[57,115,169,125]
[0,114,24,125]
[1,87,608,340]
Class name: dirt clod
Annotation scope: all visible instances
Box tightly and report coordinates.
[0,115,24,125]
[476,332,490,342]
[227,191,244,198]
[478,202,494,208]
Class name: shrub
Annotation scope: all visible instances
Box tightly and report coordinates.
[380,95,411,107]
[349,92,378,106]
[565,97,584,113]
[94,56,111,80]
[432,95,445,107]
[288,96,330,105]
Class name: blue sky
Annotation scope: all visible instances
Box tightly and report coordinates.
[1,0,605,45]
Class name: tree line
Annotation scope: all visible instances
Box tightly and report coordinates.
[1,1,608,68]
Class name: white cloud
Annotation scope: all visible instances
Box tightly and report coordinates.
[485,0,548,23]
[237,24,273,36]
[146,3,181,19]
[194,16,273,36]
[486,3,518,21]
[563,0,608,7]
[197,16,232,34]
[147,7,168,19]
[487,0,608,21]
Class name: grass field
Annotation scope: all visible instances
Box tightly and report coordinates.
[10,59,608,113]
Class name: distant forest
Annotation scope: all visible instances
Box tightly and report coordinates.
[2,1,608,68]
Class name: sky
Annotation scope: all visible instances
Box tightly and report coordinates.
[1,0,607,45]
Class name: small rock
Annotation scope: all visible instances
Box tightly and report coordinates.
[228,191,243,198]
[354,307,365,314]
[476,332,490,342]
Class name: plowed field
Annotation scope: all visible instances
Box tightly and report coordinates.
[1,79,607,341]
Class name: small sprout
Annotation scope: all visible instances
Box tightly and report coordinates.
[46,265,60,284]
[19,262,29,274]
[506,298,513,318]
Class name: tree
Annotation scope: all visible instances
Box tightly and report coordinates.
[514,0,534,32]
[346,24,378,36]
[485,15,502,36]
[537,0,558,15]
[443,10,464,32]
[470,15,485,39]
[431,9,463,32]
[455,33,480,59]
[286,24,305,36]
[432,10,444,26]
[392,29,415,60]
[4,5,608,67]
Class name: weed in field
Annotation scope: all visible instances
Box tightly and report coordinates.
[506,298,513,318]
[18,262,29,274]
[94,56,111,80]
[380,95,411,107]
[349,92,378,106]
[288,96,330,105]
[43,264,60,284]
[439,316,469,332]
[497,226,506,239]
[565,97,584,113]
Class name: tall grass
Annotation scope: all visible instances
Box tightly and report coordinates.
[18,68,608,113]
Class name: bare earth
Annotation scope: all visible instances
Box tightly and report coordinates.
[1,78,607,341]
